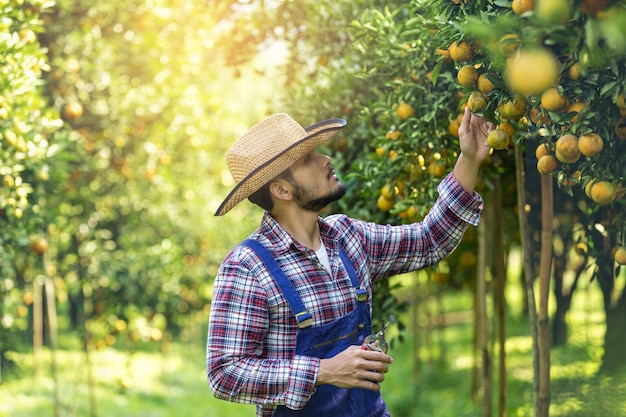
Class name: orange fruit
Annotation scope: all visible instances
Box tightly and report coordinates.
[614,246,626,265]
[477,73,496,94]
[530,107,550,125]
[541,87,567,112]
[487,129,510,150]
[615,117,626,139]
[577,132,604,156]
[555,134,580,163]
[385,130,402,140]
[536,0,572,24]
[377,195,395,211]
[498,33,521,57]
[449,40,474,62]
[537,155,559,175]
[535,142,552,159]
[498,120,516,139]
[457,65,479,87]
[499,95,527,120]
[512,0,534,14]
[504,48,560,96]
[590,181,617,205]
[397,102,414,120]
[63,102,84,121]
[448,119,460,137]
[566,101,587,123]
[617,92,626,109]
[584,179,596,198]
[467,91,488,113]
[375,147,385,157]
[428,160,446,177]
[381,182,400,199]
[435,48,453,64]
[566,62,581,80]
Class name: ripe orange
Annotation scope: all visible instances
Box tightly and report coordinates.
[499,95,526,120]
[584,179,596,198]
[590,181,617,205]
[529,107,550,125]
[535,0,572,24]
[448,119,460,137]
[30,238,48,256]
[375,147,385,157]
[504,48,560,96]
[498,33,521,57]
[449,40,474,63]
[566,62,581,80]
[541,87,567,112]
[377,195,395,211]
[577,132,604,157]
[535,142,553,159]
[487,129,509,150]
[617,92,626,109]
[385,130,402,140]
[498,120,516,139]
[435,48,453,64]
[566,101,587,123]
[555,134,580,163]
[396,102,414,120]
[457,65,479,87]
[63,102,84,121]
[467,91,488,113]
[381,182,400,199]
[537,155,559,174]
[512,0,534,14]
[428,160,446,177]
[614,246,626,265]
[477,73,495,94]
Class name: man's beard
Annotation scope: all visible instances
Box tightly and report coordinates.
[293,183,347,212]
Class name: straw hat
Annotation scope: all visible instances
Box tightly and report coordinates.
[215,113,346,216]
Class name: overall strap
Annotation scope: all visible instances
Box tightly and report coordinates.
[338,246,368,302]
[241,239,313,328]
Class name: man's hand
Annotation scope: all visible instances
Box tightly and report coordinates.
[315,345,393,391]
[453,106,496,193]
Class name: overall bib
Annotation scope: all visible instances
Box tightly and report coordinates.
[242,239,389,417]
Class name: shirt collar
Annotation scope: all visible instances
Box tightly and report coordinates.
[259,212,343,255]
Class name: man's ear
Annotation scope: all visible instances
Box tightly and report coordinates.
[269,180,292,202]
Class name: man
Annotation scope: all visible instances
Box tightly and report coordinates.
[207,108,493,417]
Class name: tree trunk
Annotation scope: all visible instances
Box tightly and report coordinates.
[476,220,492,417]
[537,174,553,417]
[516,144,540,414]
[593,229,626,374]
[492,176,507,417]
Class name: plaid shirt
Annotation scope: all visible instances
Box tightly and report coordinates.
[207,173,483,417]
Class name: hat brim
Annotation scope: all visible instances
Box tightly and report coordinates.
[214,118,346,216]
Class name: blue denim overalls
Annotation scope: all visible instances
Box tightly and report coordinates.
[242,239,390,417]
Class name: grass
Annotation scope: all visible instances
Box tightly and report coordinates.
[1,280,624,417]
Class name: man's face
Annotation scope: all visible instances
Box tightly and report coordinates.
[287,152,347,212]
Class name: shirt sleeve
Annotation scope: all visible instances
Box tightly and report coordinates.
[206,247,319,410]
[340,172,484,280]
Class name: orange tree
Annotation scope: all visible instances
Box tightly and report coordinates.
[35,0,255,349]
[0,0,270,368]
[0,0,64,373]
[426,0,626,372]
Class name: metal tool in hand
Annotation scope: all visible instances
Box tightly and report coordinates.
[361,321,389,353]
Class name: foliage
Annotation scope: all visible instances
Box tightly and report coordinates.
[1,0,270,357]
